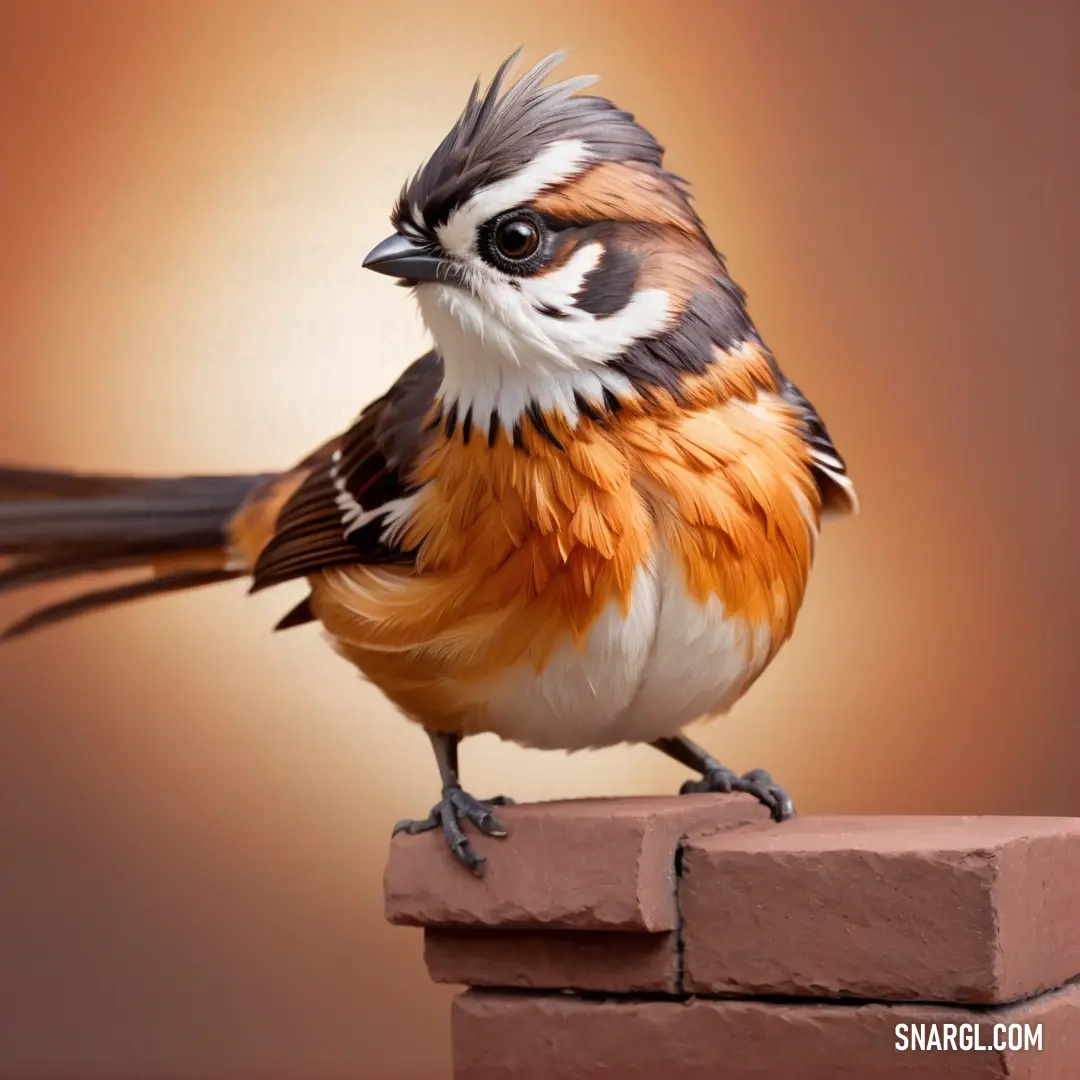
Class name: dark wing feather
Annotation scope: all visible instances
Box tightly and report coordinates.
[778,378,859,515]
[274,594,316,631]
[251,351,442,592]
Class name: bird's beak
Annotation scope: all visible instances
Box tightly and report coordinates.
[361,233,465,286]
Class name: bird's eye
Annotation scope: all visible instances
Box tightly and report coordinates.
[478,209,547,274]
[494,217,540,260]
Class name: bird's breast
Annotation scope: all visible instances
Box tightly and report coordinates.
[470,545,776,750]
[313,367,820,747]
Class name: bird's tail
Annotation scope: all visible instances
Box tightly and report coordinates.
[0,466,274,641]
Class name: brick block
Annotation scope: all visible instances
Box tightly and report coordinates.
[424,928,678,993]
[680,816,1080,1004]
[452,983,1080,1080]
[385,794,769,932]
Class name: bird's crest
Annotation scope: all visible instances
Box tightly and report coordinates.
[394,50,664,231]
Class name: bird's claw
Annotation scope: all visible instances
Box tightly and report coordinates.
[681,765,795,822]
[393,787,513,874]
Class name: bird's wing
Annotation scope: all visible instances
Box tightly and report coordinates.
[244,350,442,595]
[777,377,859,516]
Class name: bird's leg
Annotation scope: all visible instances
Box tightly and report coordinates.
[391,731,514,874]
[651,734,795,823]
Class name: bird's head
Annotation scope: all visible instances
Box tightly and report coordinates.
[363,50,755,436]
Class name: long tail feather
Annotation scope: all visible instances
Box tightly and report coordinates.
[0,568,241,642]
[0,466,272,639]
[0,552,153,593]
[0,467,264,501]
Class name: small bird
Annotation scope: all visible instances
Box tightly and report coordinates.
[0,51,857,872]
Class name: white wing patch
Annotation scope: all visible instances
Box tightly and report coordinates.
[330,448,422,544]
[810,450,860,515]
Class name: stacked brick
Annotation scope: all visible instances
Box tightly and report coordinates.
[384,796,1080,1078]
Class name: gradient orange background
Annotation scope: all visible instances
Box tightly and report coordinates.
[0,2,1077,1078]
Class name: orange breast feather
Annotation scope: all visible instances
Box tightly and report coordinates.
[312,347,820,733]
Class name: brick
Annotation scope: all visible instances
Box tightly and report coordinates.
[452,983,1080,1080]
[424,928,678,993]
[680,816,1080,1004]
[384,794,769,932]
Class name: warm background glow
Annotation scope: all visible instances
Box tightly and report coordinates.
[0,2,1077,1078]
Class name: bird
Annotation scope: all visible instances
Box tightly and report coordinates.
[0,50,857,872]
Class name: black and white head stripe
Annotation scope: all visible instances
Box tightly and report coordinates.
[393,50,663,234]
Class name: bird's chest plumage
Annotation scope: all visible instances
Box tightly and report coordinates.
[475,545,776,749]
[313,384,819,749]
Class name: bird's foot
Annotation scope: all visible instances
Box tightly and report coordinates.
[680,766,795,823]
[392,788,514,874]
